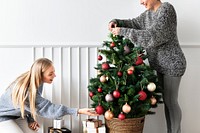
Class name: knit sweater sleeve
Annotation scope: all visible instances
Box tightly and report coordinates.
[25,85,78,119]
[118,3,177,48]
[33,95,78,119]
[111,12,146,29]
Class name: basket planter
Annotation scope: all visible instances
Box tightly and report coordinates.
[105,116,145,133]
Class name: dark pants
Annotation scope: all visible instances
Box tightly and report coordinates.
[157,73,182,133]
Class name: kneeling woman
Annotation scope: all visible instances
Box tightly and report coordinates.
[0,58,98,133]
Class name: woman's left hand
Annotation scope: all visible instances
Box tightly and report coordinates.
[111,27,120,35]
[78,108,99,116]
[28,121,40,131]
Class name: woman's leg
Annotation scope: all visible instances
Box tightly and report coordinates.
[157,73,172,133]
[163,75,182,133]
[0,120,23,133]
[15,118,38,133]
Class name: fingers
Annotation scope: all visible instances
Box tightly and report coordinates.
[36,123,40,128]
[111,28,117,35]
[108,22,117,31]
[90,112,100,116]
[79,108,102,116]
[109,22,119,35]
[88,111,99,116]
[87,108,100,116]
[88,108,95,112]
[29,122,40,131]
[111,27,120,35]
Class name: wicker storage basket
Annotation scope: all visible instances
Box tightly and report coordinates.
[105,116,145,133]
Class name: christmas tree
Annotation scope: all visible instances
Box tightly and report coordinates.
[88,33,162,120]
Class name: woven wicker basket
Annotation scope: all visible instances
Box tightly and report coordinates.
[105,116,145,133]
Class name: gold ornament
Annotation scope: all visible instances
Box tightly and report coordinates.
[128,66,135,71]
[100,75,107,83]
[122,103,131,114]
[97,70,102,75]
[104,110,114,120]
[150,97,157,105]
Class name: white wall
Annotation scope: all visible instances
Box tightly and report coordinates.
[0,0,200,133]
[1,0,200,43]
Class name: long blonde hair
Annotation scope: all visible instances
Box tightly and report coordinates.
[10,58,53,120]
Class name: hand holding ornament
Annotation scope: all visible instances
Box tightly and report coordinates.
[108,22,117,31]
[111,27,120,36]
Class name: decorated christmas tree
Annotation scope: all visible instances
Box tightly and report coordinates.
[88,33,162,120]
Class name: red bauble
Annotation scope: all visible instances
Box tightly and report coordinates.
[113,90,120,98]
[135,57,143,65]
[97,87,103,93]
[138,90,147,101]
[102,63,110,70]
[110,42,116,48]
[118,112,125,120]
[127,66,134,75]
[98,55,103,61]
[89,92,94,98]
[117,71,123,77]
[95,105,104,115]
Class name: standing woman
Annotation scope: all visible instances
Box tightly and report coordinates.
[109,0,186,133]
[0,58,98,133]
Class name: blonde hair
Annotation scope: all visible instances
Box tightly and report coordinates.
[10,58,53,120]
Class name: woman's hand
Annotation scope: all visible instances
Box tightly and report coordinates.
[111,27,120,35]
[28,121,40,131]
[108,22,117,31]
[78,108,99,116]
[109,21,120,35]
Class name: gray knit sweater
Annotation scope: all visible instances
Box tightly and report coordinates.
[0,83,78,122]
[113,2,186,76]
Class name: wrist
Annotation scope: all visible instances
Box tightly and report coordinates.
[77,109,81,115]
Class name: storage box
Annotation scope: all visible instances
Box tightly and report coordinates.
[82,118,102,128]
[48,127,71,133]
[53,119,64,129]
[83,125,106,133]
